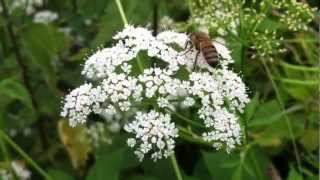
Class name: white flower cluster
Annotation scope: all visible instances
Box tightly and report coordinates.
[275,0,317,31]
[86,122,112,148]
[124,111,178,161]
[33,10,58,24]
[190,0,316,34]
[190,0,240,35]
[251,30,286,60]
[61,25,250,160]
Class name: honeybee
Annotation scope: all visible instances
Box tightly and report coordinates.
[184,32,219,69]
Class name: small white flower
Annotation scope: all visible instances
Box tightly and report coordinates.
[61,26,250,155]
[86,122,112,148]
[33,10,58,24]
[127,138,136,147]
[124,111,178,161]
[61,83,94,127]
[157,97,170,108]
[182,97,195,108]
[11,161,31,180]
[202,108,242,152]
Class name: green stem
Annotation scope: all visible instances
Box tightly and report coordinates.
[261,60,302,172]
[165,108,205,128]
[0,130,53,180]
[178,127,212,146]
[0,137,9,161]
[114,0,144,73]
[279,61,320,72]
[170,153,183,180]
[115,0,128,26]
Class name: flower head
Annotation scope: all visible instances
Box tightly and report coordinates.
[61,26,250,159]
[124,111,178,161]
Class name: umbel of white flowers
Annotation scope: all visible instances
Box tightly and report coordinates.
[61,26,250,161]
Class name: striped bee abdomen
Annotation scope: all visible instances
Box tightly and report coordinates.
[200,41,219,67]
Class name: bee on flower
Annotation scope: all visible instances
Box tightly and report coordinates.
[61,25,250,161]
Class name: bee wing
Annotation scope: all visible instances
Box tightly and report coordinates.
[212,41,232,61]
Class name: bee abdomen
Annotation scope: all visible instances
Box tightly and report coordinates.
[201,42,219,67]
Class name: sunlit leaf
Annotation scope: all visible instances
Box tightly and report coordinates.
[299,130,319,152]
[58,119,91,176]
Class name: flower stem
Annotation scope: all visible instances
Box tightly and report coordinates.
[115,0,128,26]
[170,153,183,180]
[114,0,144,73]
[178,127,212,146]
[261,60,302,172]
[0,130,53,180]
[165,108,205,128]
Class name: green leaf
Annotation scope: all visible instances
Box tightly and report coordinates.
[141,158,176,180]
[86,148,126,180]
[249,100,282,127]
[202,147,270,180]
[244,93,259,121]
[288,166,303,180]
[126,175,158,180]
[48,169,75,180]
[0,78,33,110]
[58,120,91,175]
[21,23,68,89]
[299,130,319,152]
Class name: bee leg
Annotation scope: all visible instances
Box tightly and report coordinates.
[182,41,192,55]
[184,40,189,49]
[193,51,200,70]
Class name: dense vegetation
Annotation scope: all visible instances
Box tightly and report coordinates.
[0,0,318,180]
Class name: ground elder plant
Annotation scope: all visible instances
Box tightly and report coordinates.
[189,0,317,60]
[61,25,250,161]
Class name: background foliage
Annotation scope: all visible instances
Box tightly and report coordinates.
[0,0,319,179]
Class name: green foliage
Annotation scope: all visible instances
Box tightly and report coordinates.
[0,0,318,179]
[202,146,270,180]
[0,78,33,110]
[86,149,125,180]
